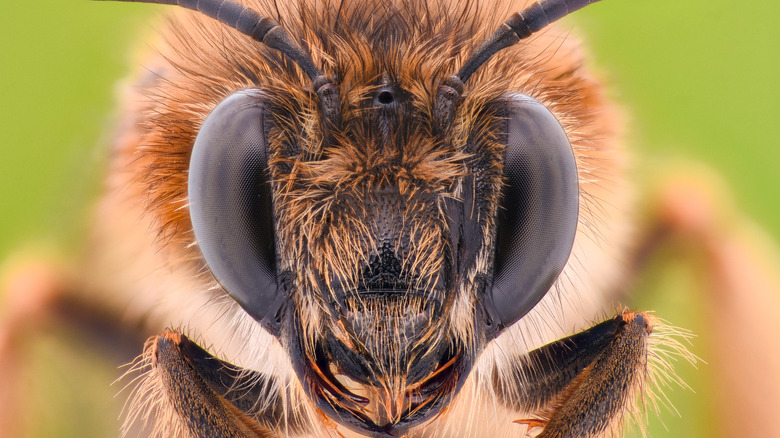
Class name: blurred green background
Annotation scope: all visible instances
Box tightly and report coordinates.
[1,0,778,437]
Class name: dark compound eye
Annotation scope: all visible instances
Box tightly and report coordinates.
[188,90,284,335]
[485,94,579,336]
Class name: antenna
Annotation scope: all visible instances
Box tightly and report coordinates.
[99,0,342,131]
[434,0,602,132]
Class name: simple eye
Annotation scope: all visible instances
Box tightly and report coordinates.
[188,90,284,335]
[486,94,579,335]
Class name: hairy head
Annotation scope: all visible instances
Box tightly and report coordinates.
[127,0,612,434]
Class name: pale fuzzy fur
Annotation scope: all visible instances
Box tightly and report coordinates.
[73,0,692,436]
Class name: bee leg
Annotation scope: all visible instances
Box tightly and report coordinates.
[646,173,780,438]
[130,330,311,438]
[0,256,149,435]
[0,258,62,436]
[494,312,653,438]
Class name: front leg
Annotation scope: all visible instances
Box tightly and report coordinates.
[494,312,691,438]
[125,331,314,438]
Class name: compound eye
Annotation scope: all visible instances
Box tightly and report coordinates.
[188,90,283,335]
[486,94,579,336]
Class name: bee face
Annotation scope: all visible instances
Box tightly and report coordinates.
[84,0,651,436]
[133,1,595,432]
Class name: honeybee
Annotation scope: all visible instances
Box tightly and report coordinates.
[3,0,780,437]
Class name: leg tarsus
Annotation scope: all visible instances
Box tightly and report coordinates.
[494,313,632,412]
[536,312,652,438]
[494,312,655,438]
[126,330,312,438]
[151,332,270,437]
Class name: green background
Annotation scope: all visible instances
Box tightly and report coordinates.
[1,0,778,436]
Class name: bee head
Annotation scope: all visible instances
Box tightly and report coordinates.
[189,66,499,432]
[123,0,600,434]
